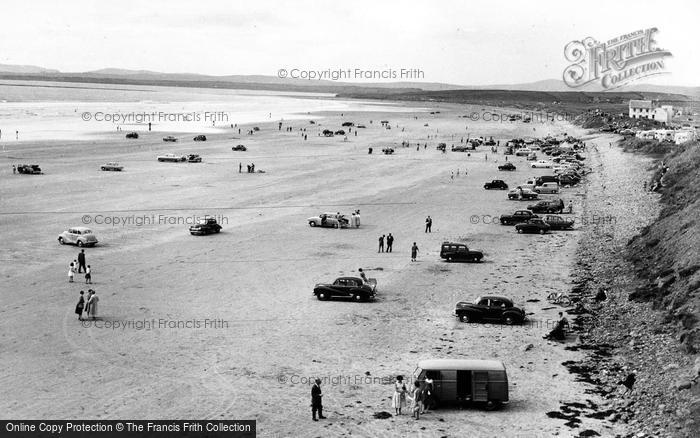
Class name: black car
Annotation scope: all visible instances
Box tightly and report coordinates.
[527,200,564,214]
[483,180,508,190]
[498,162,516,171]
[189,217,222,235]
[125,132,139,139]
[437,143,447,151]
[193,135,207,141]
[499,210,538,225]
[17,164,42,174]
[544,215,575,230]
[232,145,247,151]
[535,175,559,186]
[515,218,551,234]
[440,242,483,262]
[455,295,526,325]
[313,277,377,302]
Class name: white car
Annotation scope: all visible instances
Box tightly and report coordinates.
[308,212,350,228]
[157,153,186,162]
[58,227,99,247]
[531,160,553,168]
[515,148,532,157]
[534,182,560,194]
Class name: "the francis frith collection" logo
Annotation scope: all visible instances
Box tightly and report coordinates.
[563,28,672,90]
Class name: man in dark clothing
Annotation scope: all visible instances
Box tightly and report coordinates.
[386,233,394,252]
[77,249,87,274]
[378,235,385,253]
[311,379,325,421]
[425,216,432,233]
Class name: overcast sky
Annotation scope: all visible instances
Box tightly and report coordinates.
[0,0,697,86]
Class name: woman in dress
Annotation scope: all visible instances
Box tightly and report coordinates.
[86,290,98,320]
[407,380,422,420]
[68,263,75,283]
[391,376,407,415]
[75,291,85,320]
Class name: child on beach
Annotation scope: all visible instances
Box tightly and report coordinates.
[75,291,85,320]
[85,265,92,284]
[68,263,75,282]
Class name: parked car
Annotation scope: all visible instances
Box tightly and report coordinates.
[440,242,483,262]
[531,160,553,168]
[313,277,376,301]
[413,359,509,410]
[437,143,447,151]
[57,227,98,247]
[232,145,247,151]
[17,164,42,174]
[157,153,186,162]
[498,162,516,171]
[535,175,559,186]
[543,215,575,230]
[382,147,395,154]
[515,148,532,156]
[162,136,177,142]
[527,200,564,214]
[515,218,551,234]
[533,182,560,194]
[307,213,350,228]
[558,175,579,186]
[187,154,202,163]
[507,188,538,200]
[125,132,139,139]
[499,210,538,225]
[100,162,123,171]
[451,145,473,152]
[193,135,207,141]
[483,180,508,190]
[526,153,537,161]
[455,295,526,325]
[189,217,222,235]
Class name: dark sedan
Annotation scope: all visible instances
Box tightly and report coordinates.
[313,277,376,302]
[515,218,551,234]
[455,295,526,325]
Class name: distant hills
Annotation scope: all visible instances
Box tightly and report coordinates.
[0,64,698,98]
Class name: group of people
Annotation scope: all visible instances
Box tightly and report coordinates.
[349,210,361,227]
[67,249,92,284]
[75,289,99,320]
[377,233,394,252]
[392,375,434,420]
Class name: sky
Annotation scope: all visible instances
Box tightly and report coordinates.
[0,0,697,86]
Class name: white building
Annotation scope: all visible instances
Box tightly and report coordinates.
[674,130,697,145]
[629,100,673,124]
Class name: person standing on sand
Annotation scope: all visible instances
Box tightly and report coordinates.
[75,291,85,320]
[12,164,16,174]
[84,290,93,316]
[386,233,394,252]
[425,216,432,233]
[422,377,434,413]
[85,265,92,284]
[355,210,361,227]
[411,242,419,262]
[378,235,385,253]
[86,289,99,320]
[239,162,242,173]
[68,263,75,283]
[77,249,86,274]
[407,381,422,420]
[311,379,325,421]
[392,376,407,415]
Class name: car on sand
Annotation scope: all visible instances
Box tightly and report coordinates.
[157,153,187,162]
[163,136,177,142]
[58,227,98,247]
[187,154,202,163]
[515,218,551,234]
[533,182,559,194]
[499,210,538,225]
[531,160,553,168]
[307,213,350,228]
[313,276,377,301]
[232,145,247,151]
[189,217,222,235]
[507,188,538,200]
[543,215,575,230]
[527,199,564,214]
[193,135,207,141]
[100,162,123,171]
[483,180,508,190]
[454,295,526,325]
[498,162,516,171]
[125,132,139,139]
[17,164,43,174]
[440,242,484,262]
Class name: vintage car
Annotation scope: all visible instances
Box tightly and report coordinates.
[499,210,538,225]
[100,162,123,171]
[157,153,187,162]
[232,145,247,151]
[451,145,473,152]
[527,199,564,214]
[543,215,575,230]
[193,135,207,141]
[483,180,508,190]
[514,148,532,156]
[313,276,377,301]
[535,175,559,185]
[515,218,551,234]
[507,188,538,200]
[382,147,395,155]
[526,153,537,161]
[455,295,526,325]
[307,212,350,228]
[531,160,553,168]
[437,143,447,151]
[414,359,509,410]
[162,136,178,142]
[440,242,483,262]
[558,174,580,186]
[17,164,42,174]
[533,182,560,194]
[187,154,202,163]
[125,132,139,139]
[189,217,222,235]
[497,162,516,171]
[57,227,98,247]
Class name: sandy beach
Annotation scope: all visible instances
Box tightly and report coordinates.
[0,104,623,437]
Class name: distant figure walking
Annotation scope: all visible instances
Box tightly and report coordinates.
[411,242,419,262]
[311,379,326,421]
[68,263,75,283]
[85,265,92,284]
[75,291,85,320]
[77,249,86,273]
[386,233,394,252]
[425,216,432,233]
[86,289,98,320]
[378,235,385,253]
